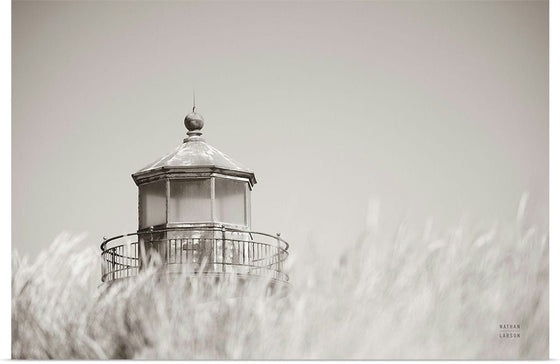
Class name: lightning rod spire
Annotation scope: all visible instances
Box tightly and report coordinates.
[192,91,196,112]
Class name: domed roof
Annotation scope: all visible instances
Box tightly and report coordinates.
[135,138,253,173]
[132,109,256,186]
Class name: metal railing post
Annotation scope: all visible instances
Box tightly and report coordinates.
[102,236,107,281]
[221,225,226,273]
[149,226,154,267]
[111,251,116,282]
[276,233,281,273]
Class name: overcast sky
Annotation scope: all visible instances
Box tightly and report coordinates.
[12,0,548,260]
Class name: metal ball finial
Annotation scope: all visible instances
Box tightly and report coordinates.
[184,109,204,132]
[184,91,204,133]
[183,92,204,141]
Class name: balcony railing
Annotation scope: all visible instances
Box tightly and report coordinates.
[100,226,289,283]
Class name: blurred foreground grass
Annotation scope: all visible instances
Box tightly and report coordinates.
[12,201,548,359]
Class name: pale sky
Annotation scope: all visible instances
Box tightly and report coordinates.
[12,0,548,260]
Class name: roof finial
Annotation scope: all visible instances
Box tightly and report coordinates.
[184,91,204,140]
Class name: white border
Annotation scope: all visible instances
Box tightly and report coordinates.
[1,0,11,359]
[3,0,556,362]
[549,0,557,359]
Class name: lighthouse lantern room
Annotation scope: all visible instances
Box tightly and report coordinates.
[100,106,289,284]
[133,109,254,231]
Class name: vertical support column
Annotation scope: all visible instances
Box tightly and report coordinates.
[165,179,170,224]
[245,184,251,228]
[165,181,171,268]
[211,178,218,272]
[210,177,216,222]
[137,188,141,231]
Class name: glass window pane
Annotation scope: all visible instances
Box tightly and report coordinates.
[215,178,246,226]
[169,179,211,223]
[139,180,166,228]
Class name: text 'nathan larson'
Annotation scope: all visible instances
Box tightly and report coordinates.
[499,324,520,338]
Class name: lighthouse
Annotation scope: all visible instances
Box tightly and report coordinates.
[100,106,289,286]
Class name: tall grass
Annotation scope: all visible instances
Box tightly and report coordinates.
[12,200,548,359]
